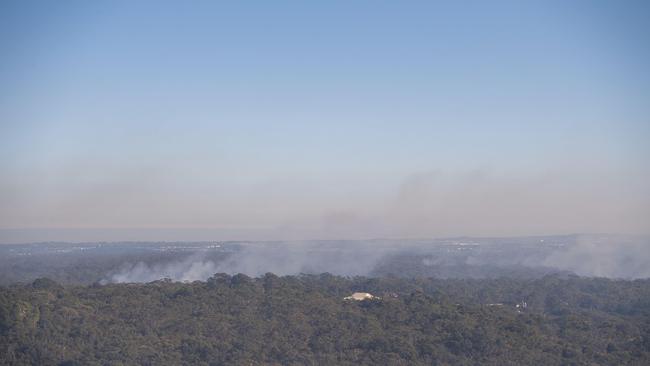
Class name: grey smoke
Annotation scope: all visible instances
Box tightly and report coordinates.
[542,234,650,278]
[107,253,220,283]
[105,235,650,283]
[106,241,394,283]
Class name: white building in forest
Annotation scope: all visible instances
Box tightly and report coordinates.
[344,292,378,301]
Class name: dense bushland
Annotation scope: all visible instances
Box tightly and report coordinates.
[1,274,649,365]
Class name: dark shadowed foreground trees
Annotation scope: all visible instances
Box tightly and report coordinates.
[1,274,649,365]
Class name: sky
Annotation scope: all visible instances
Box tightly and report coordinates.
[1,1,649,243]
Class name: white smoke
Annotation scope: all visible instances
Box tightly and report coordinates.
[104,235,650,283]
[542,234,650,279]
[107,253,220,283]
[105,241,393,283]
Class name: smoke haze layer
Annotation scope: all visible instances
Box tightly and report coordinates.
[100,235,650,283]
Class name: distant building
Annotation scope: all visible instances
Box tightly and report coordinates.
[344,292,378,301]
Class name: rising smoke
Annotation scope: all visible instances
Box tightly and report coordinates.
[104,235,650,283]
[542,234,650,278]
[105,241,395,283]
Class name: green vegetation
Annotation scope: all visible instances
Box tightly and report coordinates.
[1,274,649,365]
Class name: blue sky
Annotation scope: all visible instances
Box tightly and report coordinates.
[1,1,649,242]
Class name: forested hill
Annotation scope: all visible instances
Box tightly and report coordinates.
[1,274,649,365]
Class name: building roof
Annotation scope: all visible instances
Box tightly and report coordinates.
[344,292,377,301]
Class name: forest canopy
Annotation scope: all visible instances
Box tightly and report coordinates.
[1,274,649,365]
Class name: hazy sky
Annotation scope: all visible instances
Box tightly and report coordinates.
[1,1,649,242]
